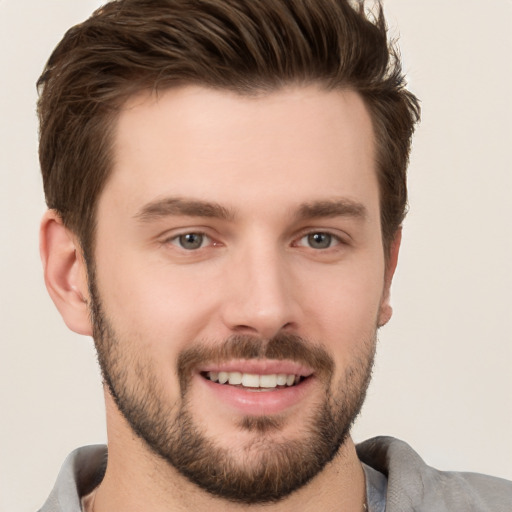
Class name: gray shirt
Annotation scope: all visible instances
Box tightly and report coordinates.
[39,436,512,512]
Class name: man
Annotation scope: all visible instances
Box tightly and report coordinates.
[36,0,511,511]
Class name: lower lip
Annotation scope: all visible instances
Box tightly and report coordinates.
[197,374,315,415]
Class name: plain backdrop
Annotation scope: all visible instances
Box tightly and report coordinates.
[1,1,511,511]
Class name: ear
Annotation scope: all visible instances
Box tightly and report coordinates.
[40,210,93,335]
[378,228,402,327]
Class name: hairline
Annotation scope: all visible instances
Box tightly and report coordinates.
[79,80,397,268]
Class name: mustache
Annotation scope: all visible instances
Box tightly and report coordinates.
[177,332,334,392]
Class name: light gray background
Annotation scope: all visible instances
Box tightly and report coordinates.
[1,1,511,511]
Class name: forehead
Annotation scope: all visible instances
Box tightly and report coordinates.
[105,85,378,219]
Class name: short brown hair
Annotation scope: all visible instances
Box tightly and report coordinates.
[37,0,420,261]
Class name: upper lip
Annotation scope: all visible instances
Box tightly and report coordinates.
[197,359,314,377]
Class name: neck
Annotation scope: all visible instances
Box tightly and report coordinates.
[93,395,367,512]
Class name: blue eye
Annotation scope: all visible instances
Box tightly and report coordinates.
[174,233,208,250]
[300,232,338,249]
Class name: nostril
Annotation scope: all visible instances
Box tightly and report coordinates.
[233,324,259,334]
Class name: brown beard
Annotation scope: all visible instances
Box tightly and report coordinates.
[89,279,376,504]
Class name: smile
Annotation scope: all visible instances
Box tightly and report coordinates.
[197,364,315,414]
[203,371,305,389]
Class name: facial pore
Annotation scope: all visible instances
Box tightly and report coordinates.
[89,275,377,504]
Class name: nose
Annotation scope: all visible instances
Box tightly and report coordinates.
[220,243,300,339]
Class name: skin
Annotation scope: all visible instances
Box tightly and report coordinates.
[41,85,400,512]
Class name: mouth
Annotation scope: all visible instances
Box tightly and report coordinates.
[195,360,316,414]
[201,371,308,390]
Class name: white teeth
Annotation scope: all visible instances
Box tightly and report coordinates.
[276,374,287,386]
[228,372,243,385]
[260,374,278,388]
[241,373,260,387]
[206,371,301,388]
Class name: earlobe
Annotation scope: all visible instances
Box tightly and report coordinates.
[40,210,93,335]
[378,228,402,327]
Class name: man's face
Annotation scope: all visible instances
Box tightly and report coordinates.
[89,85,394,502]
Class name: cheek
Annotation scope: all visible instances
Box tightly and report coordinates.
[93,247,221,352]
[300,260,385,342]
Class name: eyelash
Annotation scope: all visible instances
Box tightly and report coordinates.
[294,231,343,250]
[166,232,215,250]
[164,230,346,252]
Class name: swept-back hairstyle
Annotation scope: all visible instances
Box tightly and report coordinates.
[37,0,420,261]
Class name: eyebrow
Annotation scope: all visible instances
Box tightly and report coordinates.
[135,197,235,222]
[134,196,367,223]
[296,199,367,221]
